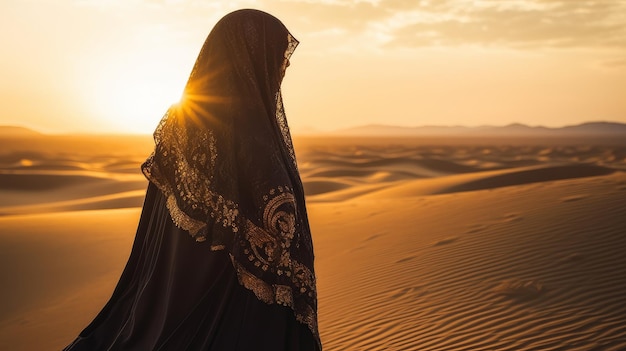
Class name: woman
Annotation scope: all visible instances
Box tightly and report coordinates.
[64,9,320,350]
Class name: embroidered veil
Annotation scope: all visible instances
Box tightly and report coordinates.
[140,9,319,347]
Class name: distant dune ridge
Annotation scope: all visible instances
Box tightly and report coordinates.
[3,121,626,137]
[331,121,626,137]
[1,130,625,350]
[0,126,41,137]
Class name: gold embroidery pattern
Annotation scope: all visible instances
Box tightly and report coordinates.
[275,91,298,171]
[143,109,240,241]
[140,22,318,347]
[165,195,206,235]
[232,186,318,340]
[275,34,299,171]
[231,256,319,338]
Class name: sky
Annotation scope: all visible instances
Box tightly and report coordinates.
[1,0,625,134]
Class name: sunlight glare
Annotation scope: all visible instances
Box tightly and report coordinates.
[91,54,189,134]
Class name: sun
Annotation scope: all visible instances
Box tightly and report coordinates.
[89,53,190,134]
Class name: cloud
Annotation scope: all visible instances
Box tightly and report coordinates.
[602,57,626,68]
[261,0,385,31]
[251,0,626,51]
[377,0,626,49]
[71,0,626,51]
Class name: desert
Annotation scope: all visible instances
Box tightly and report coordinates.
[1,132,625,350]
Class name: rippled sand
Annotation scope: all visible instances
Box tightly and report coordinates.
[1,135,625,350]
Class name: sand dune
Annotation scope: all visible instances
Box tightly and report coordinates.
[0,209,141,350]
[0,171,147,213]
[0,136,149,213]
[298,138,626,201]
[2,135,625,208]
[311,172,626,350]
[356,164,616,199]
[1,135,625,350]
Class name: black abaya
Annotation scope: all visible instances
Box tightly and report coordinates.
[64,183,316,350]
[65,9,320,349]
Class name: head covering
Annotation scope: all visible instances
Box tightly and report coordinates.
[141,9,319,348]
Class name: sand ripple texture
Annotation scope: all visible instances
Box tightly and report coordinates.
[295,138,626,201]
[1,135,625,210]
[1,135,625,350]
[311,172,626,350]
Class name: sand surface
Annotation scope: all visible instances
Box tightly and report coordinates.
[1,135,625,350]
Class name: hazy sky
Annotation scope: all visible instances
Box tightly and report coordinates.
[1,0,625,134]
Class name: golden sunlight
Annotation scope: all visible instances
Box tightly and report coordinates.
[89,54,189,134]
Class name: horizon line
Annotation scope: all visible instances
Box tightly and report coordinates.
[1,120,626,136]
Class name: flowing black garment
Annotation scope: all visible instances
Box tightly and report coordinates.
[142,10,319,342]
[65,9,320,350]
[64,183,316,350]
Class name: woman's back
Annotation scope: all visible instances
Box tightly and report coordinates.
[64,9,320,351]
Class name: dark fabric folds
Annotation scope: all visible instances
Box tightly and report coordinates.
[139,9,320,347]
[64,184,317,351]
[65,9,320,349]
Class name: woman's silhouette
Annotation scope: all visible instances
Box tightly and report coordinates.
[64,9,320,350]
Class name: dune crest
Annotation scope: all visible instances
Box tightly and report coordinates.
[311,171,626,350]
[1,135,625,350]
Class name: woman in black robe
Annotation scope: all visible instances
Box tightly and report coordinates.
[64,9,320,351]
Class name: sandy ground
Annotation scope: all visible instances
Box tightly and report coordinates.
[1,135,625,350]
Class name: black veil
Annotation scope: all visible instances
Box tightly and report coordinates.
[141,9,319,347]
